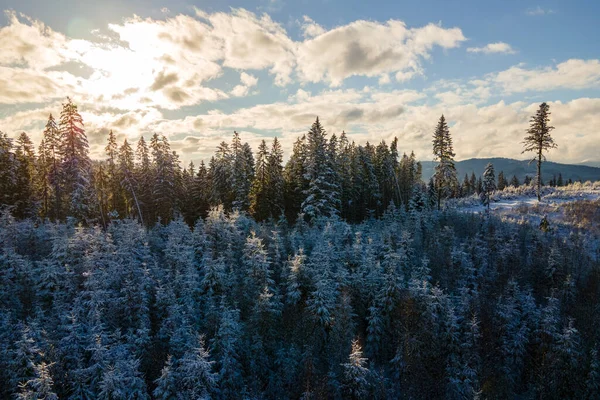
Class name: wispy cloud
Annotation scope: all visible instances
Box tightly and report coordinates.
[526,6,556,16]
[467,42,516,54]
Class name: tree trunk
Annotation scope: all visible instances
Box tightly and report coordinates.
[537,151,542,202]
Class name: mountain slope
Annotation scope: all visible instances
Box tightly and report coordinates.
[420,157,600,183]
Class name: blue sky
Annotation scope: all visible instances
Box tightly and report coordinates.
[0,0,599,164]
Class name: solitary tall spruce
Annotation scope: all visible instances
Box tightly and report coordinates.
[522,102,557,201]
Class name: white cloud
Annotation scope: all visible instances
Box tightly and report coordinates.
[467,42,516,54]
[526,6,556,16]
[232,72,259,96]
[240,72,258,87]
[492,59,600,93]
[300,16,325,38]
[0,11,72,69]
[1,8,599,166]
[296,20,465,86]
[196,8,296,86]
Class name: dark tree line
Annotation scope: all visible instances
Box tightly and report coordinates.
[1,100,561,228]
[0,102,426,227]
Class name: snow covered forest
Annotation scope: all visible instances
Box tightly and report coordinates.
[1,98,600,399]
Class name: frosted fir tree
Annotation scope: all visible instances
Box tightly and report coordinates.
[283,135,308,221]
[150,134,177,223]
[432,115,458,210]
[105,129,122,215]
[170,336,216,400]
[118,138,143,223]
[98,356,148,400]
[585,346,600,399]
[211,141,233,210]
[13,132,37,219]
[153,355,178,400]
[522,102,557,201]
[58,97,94,221]
[135,136,152,224]
[39,114,61,219]
[301,117,340,220]
[231,132,255,211]
[306,269,338,332]
[267,137,285,219]
[16,362,58,400]
[249,140,270,221]
[480,163,496,212]
[243,232,274,301]
[286,250,306,306]
[210,302,244,399]
[192,160,211,220]
[341,339,370,399]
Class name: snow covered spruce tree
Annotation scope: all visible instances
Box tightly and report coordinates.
[58,97,95,221]
[432,115,458,210]
[481,162,496,211]
[301,117,340,220]
[38,114,61,219]
[522,102,557,201]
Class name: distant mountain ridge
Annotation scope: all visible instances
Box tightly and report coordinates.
[420,157,600,183]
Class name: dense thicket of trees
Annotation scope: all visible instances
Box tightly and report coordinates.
[0,203,598,399]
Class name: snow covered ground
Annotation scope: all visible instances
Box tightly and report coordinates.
[457,190,600,214]
[452,183,600,259]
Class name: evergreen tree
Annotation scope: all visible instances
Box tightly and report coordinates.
[510,175,520,187]
[135,136,152,225]
[341,339,370,399]
[58,97,94,221]
[250,140,270,221]
[283,135,308,222]
[522,102,557,201]
[301,118,340,220]
[432,115,458,209]
[105,130,123,216]
[39,114,61,219]
[16,362,58,400]
[481,163,496,211]
[211,141,233,210]
[266,137,285,219]
[497,170,507,191]
[118,139,143,223]
[557,173,564,187]
[193,161,211,220]
[13,133,37,219]
[231,132,254,211]
[151,134,177,223]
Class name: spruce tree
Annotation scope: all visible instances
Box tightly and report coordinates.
[301,117,340,220]
[522,102,557,201]
[58,97,94,221]
[39,114,61,219]
[432,115,458,210]
[510,175,520,187]
[105,130,121,216]
[135,136,152,225]
[118,139,143,223]
[267,137,285,219]
[283,135,308,222]
[497,170,507,191]
[250,140,270,221]
[481,162,496,212]
[13,133,37,219]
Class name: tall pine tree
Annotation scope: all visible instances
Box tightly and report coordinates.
[522,102,557,201]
